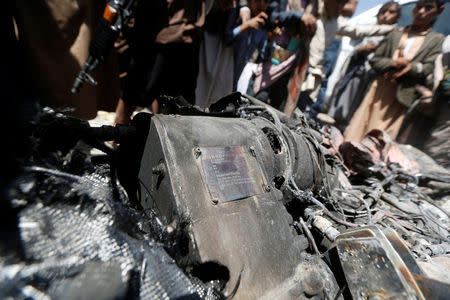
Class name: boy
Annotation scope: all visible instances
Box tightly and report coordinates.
[226,0,272,88]
[227,0,311,89]
[287,0,395,116]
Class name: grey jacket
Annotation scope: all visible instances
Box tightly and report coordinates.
[370,28,443,107]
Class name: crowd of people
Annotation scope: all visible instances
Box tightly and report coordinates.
[5,0,449,166]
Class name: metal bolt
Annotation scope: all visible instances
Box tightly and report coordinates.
[249,146,256,157]
[263,184,271,192]
[194,147,202,159]
[152,163,165,176]
[166,225,174,234]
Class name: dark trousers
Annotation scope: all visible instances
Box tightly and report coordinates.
[123,42,200,106]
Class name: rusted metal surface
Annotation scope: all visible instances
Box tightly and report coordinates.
[334,225,450,299]
[336,226,427,299]
[336,238,417,299]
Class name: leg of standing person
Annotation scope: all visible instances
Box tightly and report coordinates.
[115,45,158,124]
[177,43,200,105]
[146,43,200,105]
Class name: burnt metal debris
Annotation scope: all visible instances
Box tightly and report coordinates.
[1,94,449,299]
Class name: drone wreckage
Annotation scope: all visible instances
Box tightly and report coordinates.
[1,93,449,299]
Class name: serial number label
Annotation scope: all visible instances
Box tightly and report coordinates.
[195,146,265,203]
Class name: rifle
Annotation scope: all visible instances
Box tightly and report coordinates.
[71,0,135,94]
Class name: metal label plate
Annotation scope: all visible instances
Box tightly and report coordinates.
[195,146,266,203]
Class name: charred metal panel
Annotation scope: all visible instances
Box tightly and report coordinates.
[336,227,425,299]
[337,238,418,299]
[138,115,335,299]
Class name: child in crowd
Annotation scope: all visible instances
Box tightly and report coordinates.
[344,0,445,142]
[285,0,395,116]
[233,0,316,105]
[397,34,449,161]
[225,0,274,88]
[327,1,401,131]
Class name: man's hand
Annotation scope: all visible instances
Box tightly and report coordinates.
[391,56,411,79]
[241,12,267,32]
[357,42,376,55]
[391,57,410,69]
[414,84,435,116]
[415,84,433,98]
[300,13,317,36]
[391,64,412,79]
[267,26,282,41]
